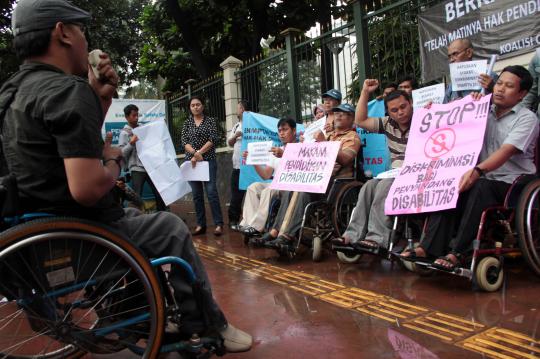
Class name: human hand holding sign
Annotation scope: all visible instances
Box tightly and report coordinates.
[478,73,493,91]
[270,147,283,158]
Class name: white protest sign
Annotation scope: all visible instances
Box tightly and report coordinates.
[179,161,210,181]
[412,83,446,109]
[103,99,166,144]
[132,121,191,205]
[303,117,326,143]
[246,141,273,165]
[449,60,487,92]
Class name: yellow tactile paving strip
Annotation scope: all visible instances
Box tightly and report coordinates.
[195,243,538,359]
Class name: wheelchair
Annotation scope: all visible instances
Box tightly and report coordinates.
[0,215,225,358]
[406,174,540,292]
[273,151,365,262]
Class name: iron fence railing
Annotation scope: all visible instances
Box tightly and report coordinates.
[167,74,226,152]
[166,0,447,148]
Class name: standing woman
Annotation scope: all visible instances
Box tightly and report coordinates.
[181,96,224,236]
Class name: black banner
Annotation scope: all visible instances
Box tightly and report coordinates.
[418,0,540,82]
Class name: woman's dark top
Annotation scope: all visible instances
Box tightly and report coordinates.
[181,115,219,161]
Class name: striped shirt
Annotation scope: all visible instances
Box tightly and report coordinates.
[377,117,409,168]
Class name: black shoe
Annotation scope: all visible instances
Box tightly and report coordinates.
[241,226,261,237]
[264,236,289,249]
[229,222,239,231]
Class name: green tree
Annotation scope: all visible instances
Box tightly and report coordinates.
[0,0,149,86]
[140,0,344,92]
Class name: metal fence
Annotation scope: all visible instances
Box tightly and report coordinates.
[166,74,226,152]
[166,0,446,142]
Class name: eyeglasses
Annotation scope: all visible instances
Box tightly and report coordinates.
[447,48,470,59]
[68,22,87,34]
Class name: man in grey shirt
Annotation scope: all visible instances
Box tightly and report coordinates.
[118,104,166,211]
[401,66,538,270]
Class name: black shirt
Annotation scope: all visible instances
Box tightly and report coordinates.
[0,62,124,222]
[181,115,219,161]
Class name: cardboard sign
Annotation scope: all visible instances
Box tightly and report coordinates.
[412,83,446,109]
[246,141,273,165]
[270,141,340,193]
[449,60,487,91]
[385,94,491,215]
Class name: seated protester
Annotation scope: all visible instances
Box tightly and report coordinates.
[239,118,297,236]
[444,38,497,103]
[316,89,342,137]
[333,82,412,249]
[397,75,417,97]
[522,47,540,116]
[266,104,361,247]
[401,66,538,268]
[1,0,251,352]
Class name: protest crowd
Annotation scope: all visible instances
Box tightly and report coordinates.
[0,0,539,357]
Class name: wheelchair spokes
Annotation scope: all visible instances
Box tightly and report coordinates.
[0,219,164,358]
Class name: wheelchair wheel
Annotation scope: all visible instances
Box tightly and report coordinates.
[336,251,362,264]
[332,181,363,236]
[312,237,323,262]
[474,256,504,292]
[515,178,540,276]
[0,217,165,358]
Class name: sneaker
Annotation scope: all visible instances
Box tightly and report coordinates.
[229,222,239,231]
[219,324,252,352]
[241,226,260,236]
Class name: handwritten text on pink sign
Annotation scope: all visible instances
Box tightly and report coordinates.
[385,94,491,215]
[270,141,340,193]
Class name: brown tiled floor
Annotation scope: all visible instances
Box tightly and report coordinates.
[191,227,540,359]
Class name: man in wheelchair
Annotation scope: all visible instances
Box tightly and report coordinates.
[332,81,413,252]
[265,103,361,248]
[400,66,538,271]
[0,0,251,354]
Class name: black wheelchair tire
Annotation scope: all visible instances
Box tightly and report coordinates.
[0,217,165,359]
[332,181,364,236]
[515,178,540,277]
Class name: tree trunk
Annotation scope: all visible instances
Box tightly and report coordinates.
[164,0,212,78]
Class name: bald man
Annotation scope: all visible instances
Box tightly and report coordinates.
[444,38,497,103]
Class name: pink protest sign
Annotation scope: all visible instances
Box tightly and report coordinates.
[385,94,491,215]
[270,141,340,193]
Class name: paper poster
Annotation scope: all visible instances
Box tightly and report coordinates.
[303,117,326,143]
[449,60,487,92]
[132,120,193,205]
[270,141,340,193]
[412,83,446,109]
[385,94,491,215]
[246,141,273,165]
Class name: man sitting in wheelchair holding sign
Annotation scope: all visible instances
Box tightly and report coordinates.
[400,66,538,272]
[332,81,413,252]
[0,0,251,356]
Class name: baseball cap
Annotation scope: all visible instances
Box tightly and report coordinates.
[322,89,342,101]
[12,0,91,37]
[332,103,355,113]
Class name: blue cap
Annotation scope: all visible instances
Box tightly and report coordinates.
[331,103,355,113]
[322,89,342,101]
